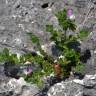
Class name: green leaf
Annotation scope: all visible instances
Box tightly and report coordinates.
[68,19,76,31]
[78,29,90,39]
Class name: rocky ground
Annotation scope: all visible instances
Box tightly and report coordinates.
[0,0,96,74]
[0,77,40,96]
[0,0,96,96]
[0,64,40,96]
[0,0,96,53]
[48,74,96,96]
[0,64,96,96]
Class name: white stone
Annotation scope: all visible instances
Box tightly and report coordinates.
[48,93,51,96]
[75,91,83,96]
[12,15,16,18]
[7,78,17,89]
[56,83,62,86]
[18,24,24,30]
[17,77,26,85]
[6,0,8,4]
[3,39,6,43]
[61,85,65,89]
[51,87,55,92]
[9,78,24,86]
[31,21,34,23]
[47,8,52,11]
[85,75,96,80]
[73,79,84,85]
[15,38,22,44]
[53,91,56,96]
[94,50,96,54]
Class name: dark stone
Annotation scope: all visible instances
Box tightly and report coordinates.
[31,51,37,56]
[16,5,20,9]
[73,72,85,79]
[39,87,49,96]
[4,61,20,79]
[67,41,81,52]
[80,49,91,63]
[41,3,49,8]
[47,76,62,86]
[51,45,60,57]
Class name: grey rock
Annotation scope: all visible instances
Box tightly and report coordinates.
[48,81,83,96]
[83,88,96,96]
[48,74,96,96]
[83,75,96,96]
[0,0,95,53]
[0,0,96,66]
[83,75,96,88]
[0,0,96,96]
[74,0,88,8]
[0,63,40,96]
[0,77,40,96]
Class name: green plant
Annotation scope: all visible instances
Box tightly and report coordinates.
[55,9,76,39]
[0,48,19,64]
[24,55,54,87]
[24,70,44,87]
[0,48,53,87]
[45,9,85,78]
[26,9,86,83]
[0,48,32,64]
[0,8,89,87]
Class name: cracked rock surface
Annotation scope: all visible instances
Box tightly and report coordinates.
[0,64,40,96]
[0,0,96,95]
[0,77,40,96]
[0,0,96,53]
[47,74,96,96]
